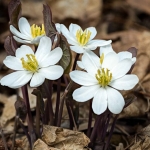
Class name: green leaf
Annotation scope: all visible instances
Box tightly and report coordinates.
[59,35,72,74]
[8,0,21,28]
[43,4,56,43]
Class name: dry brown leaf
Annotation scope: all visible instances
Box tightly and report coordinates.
[0,95,16,127]
[119,97,147,118]
[116,143,124,150]
[42,125,90,150]
[46,0,102,27]
[130,136,150,150]
[33,139,59,150]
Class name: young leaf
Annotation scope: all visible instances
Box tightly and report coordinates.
[4,36,16,56]
[59,35,72,74]
[8,0,21,28]
[43,4,56,43]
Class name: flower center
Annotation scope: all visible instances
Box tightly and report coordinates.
[76,28,91,46]
[31,24,45,38]
[21,54,38,72]
[95,68,112,87]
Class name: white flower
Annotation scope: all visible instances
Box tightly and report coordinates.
[70,50,139,115]
[10,17,45,44]
[0,36,64,88]
[77,44,136,69]
[60,23,112,54]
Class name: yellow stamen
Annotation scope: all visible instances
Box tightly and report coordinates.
[100,53,104,64]
[95,68,112,87]
[31,24,45,38]
[21,54,38,72]
[76,28,91,46]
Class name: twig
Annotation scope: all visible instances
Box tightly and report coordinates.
[0,127,8,150]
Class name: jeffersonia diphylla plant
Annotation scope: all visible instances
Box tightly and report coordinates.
[0,0,139,150]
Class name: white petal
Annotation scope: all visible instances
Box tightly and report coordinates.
[102,52,119,70]
[77,61,85,69]
[61,24,77,43]
[39,65,63,80]
[38,47,63,68]
[92,88,107,115]
[31,35,45,44]
[35,36,52,61]
[55,23,61,33]
[82,52,99,76]
[30,72,45,87]
[15,45,34,59]
[70,45,84,53]
[109,74,139,90]
[106,87,125,114]
[18,17,32,38]
[100,43,115,56]
[0,71,32,88]
[73,85,100,102]
[69,23,81,36]
[88,40,112,48]
[131,57,136,64]
[111,59,133,80]
[3,56,23,70]
[86,27,97,40]
[118,51,132,61]
[10,25,29,40]
[13,36,31,44]
[70,70,97,86]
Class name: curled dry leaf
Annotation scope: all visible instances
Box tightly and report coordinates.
[130,136,150,150]
[33,139,59,150]
[0,95,16,127]
[41,125,90,150]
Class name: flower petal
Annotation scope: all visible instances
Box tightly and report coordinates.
[82,52,99,77]
[86,27,97,40]
[111,59,133,80]
[70,70,97,86]
[118,51,132,61]
[99,44,115,56]
[10,25,29,40]
[18,17,32,38]
[31,35,45,44]
[39,47,63,68]
[61,24,77,43]
[69,23,81,36]
[70,45,84,53]
[16,45,34,59]
[0,71,32,88]
[39,65,63,80]
[92,88,107,115]
[110,74,139,90]
[35,36,52,61]
[106,87,125,114]
[73,85,100,102]
[88,40,112,48]
[13,36,31,44]
[102,52,119,70]
[55,23,61,33]
[30,72,45,87]
[77,61,85,69]
[3,56,23,70]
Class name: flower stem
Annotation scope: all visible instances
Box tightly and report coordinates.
[72,53,80,70]
[54,78,61,125]
[36,97,40,138]
[87,100,92,137]
[21,85,36,147]
[104,114,119,150]
[43,80,54,125]
[57,81,73,126]
[0,127,8,150]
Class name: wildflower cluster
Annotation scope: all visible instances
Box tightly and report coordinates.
[0,1,139,149]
